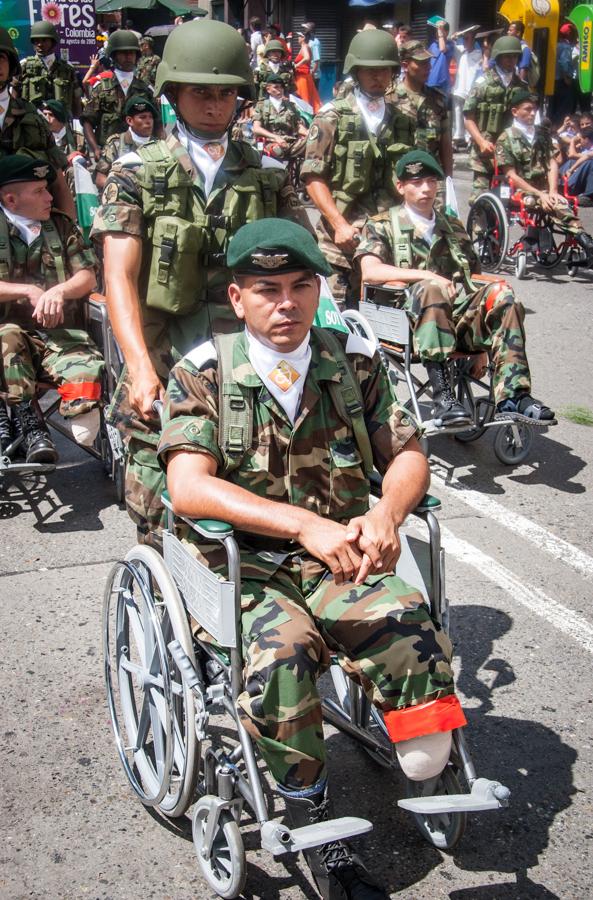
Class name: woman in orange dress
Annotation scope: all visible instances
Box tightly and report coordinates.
[293,32,321,112]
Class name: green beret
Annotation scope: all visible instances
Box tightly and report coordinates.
[395,150,444,181]
[509,88,538,107]
[123,94,157,118]
[40,99,68,123]
[227,218,333,276]
[0,155,56,188]
[265,72,285,85]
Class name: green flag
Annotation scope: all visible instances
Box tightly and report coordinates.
[313,277,350,334]
[569,5,593,93]
[72,158,99,245]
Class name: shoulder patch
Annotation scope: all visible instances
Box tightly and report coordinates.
[184,340,217,371]
[345,331,377,359]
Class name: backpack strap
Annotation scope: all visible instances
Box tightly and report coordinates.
[215,332,254,474]
[41,218,67,283]
[436,213,476,292]
[314,328,374,478]
[389,207,415,269]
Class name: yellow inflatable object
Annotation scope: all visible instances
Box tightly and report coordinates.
[499,0,559,96]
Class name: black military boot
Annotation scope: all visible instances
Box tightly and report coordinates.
[282,788,388,900]
[0,399,12,454]
[576,230,593,266]
[14,400,58,464]
[425,361,472,427]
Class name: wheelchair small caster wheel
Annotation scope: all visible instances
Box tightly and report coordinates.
[514,251,527,280]
[193,798,246,899]
[493,421,533,465]
[405,765,467,851]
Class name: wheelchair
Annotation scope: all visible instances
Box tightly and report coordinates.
[466,168,588,280]
[103,479,510,897]
[0,294,125,500]
[344,284,551,466]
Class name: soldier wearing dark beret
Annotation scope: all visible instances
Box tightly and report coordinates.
[95,94,157,191]
[0,156,103,463]
[40,99,85,157]
[158,216,464,900]
[355,150,556,426]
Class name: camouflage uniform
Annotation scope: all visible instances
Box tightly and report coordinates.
[302,91,414,305]
[0,211,103,416]
[157,327,459,789]
[388,81,449,168]
[463,68,523,202]
[255,59,295,98]
[496,125,585,234]
[252,97,306,159]
[0,96,67,169]
[355,206,531,404]
[95,130,142,183]
[136,53,161,88]
[17,55,82,113]
[80,75,154,147]
[55,124,85,156]
[91,131,308,538]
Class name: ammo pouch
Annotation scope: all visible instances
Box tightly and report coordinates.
[145,216,205,316]
[22,74,48,105]
[486,103,505,136]
[53,76,73,107]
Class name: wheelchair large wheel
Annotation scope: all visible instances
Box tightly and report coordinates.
[454,368,494,443]
[493,422,533,465]
[405,765,467,850]
[103,545,199,818]
[193,797,246,899]
[467,193,509,273]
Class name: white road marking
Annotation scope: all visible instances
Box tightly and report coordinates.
[431,465,593,583]
[439,525,593,656]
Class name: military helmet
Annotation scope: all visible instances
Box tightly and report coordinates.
[264,39,286,57]
[155,19,255,99]
[0,27,20,76]
[30,21,59,43]
[490,35,522,60]
[107,30,141,58]
[343,29,399,74]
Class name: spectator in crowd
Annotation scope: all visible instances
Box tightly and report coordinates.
[82,51,112,97]
[552,24,577,123]
[294,31,321,112]
[303,22,321,89]
[561,124,593,206]
[452,25,482,148]
[395,23,412,49]
[426,18,455,96]
[507,20,532,84]
[249,17,264,67]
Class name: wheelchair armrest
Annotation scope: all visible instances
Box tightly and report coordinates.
[88,291,107,305]
[472,273,506,285]
[161,489,234,538]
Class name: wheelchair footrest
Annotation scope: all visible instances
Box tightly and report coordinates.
[261,816,373,856]
[0,456,56,475]
[398,778,511,815]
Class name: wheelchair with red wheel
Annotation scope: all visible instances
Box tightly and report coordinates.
[466,166,588,280]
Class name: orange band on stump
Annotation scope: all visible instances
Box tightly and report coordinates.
[383,695,467,743]
[57,381,102,402]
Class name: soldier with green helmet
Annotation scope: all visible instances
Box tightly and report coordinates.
[252,74,308,160]
[16,21,83,118]
[158,216,466,900]
[91,19,308,543]
[0,27,75,218]
[355,150,555,426]
[81,30,154,159]
[463,35,524,202]
[302,28,414,307]
[254,39,295,98]
[95,94,157,192]
[136,35,161,88]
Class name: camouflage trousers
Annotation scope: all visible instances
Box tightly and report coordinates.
[0,324,104,416]
[399,279,530,404]
[469,145,495,204]
[524,194,584,235]
[235,552,456,790]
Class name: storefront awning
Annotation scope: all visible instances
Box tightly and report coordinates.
[96,0,206,14]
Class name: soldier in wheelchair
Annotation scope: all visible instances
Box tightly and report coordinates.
[157,219,466,898]
[355,150,556,427]
[0,156,103,465]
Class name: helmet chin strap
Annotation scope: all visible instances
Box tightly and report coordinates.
[182,122,229,141]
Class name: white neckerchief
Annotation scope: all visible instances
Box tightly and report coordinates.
[513,118,536,144]
[269,95,283,112]
[268,60,280,73]
[246,328,311,424]
[54,125,67,144]
[177,121,228,196]
[42,53,56,70]
[114,68,134,95]
[354,88,385,136]
[0,87,10,128]
[405,204,436,246]
[129,127,151,145]
[495,64,513,87]
[0,204,42,246]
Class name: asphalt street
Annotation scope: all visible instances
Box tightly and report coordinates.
[2,161,593,900]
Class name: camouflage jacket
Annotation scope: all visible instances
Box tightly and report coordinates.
[387,81,448,163]
[495,125,552,190]
[302,91,414,225]
[91,129,309,370]
[0,96,67,169]
[254,59,295,97]
[157,327,417,546]
[55,124,85,157]
[18,55,82,111]
[136,53,161,88]
[95,129,140,177]
[0,209,97,328]
[80,74,153,145]
[463,68,524,141]
[253,98,304,137]
[355,205,480,284]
